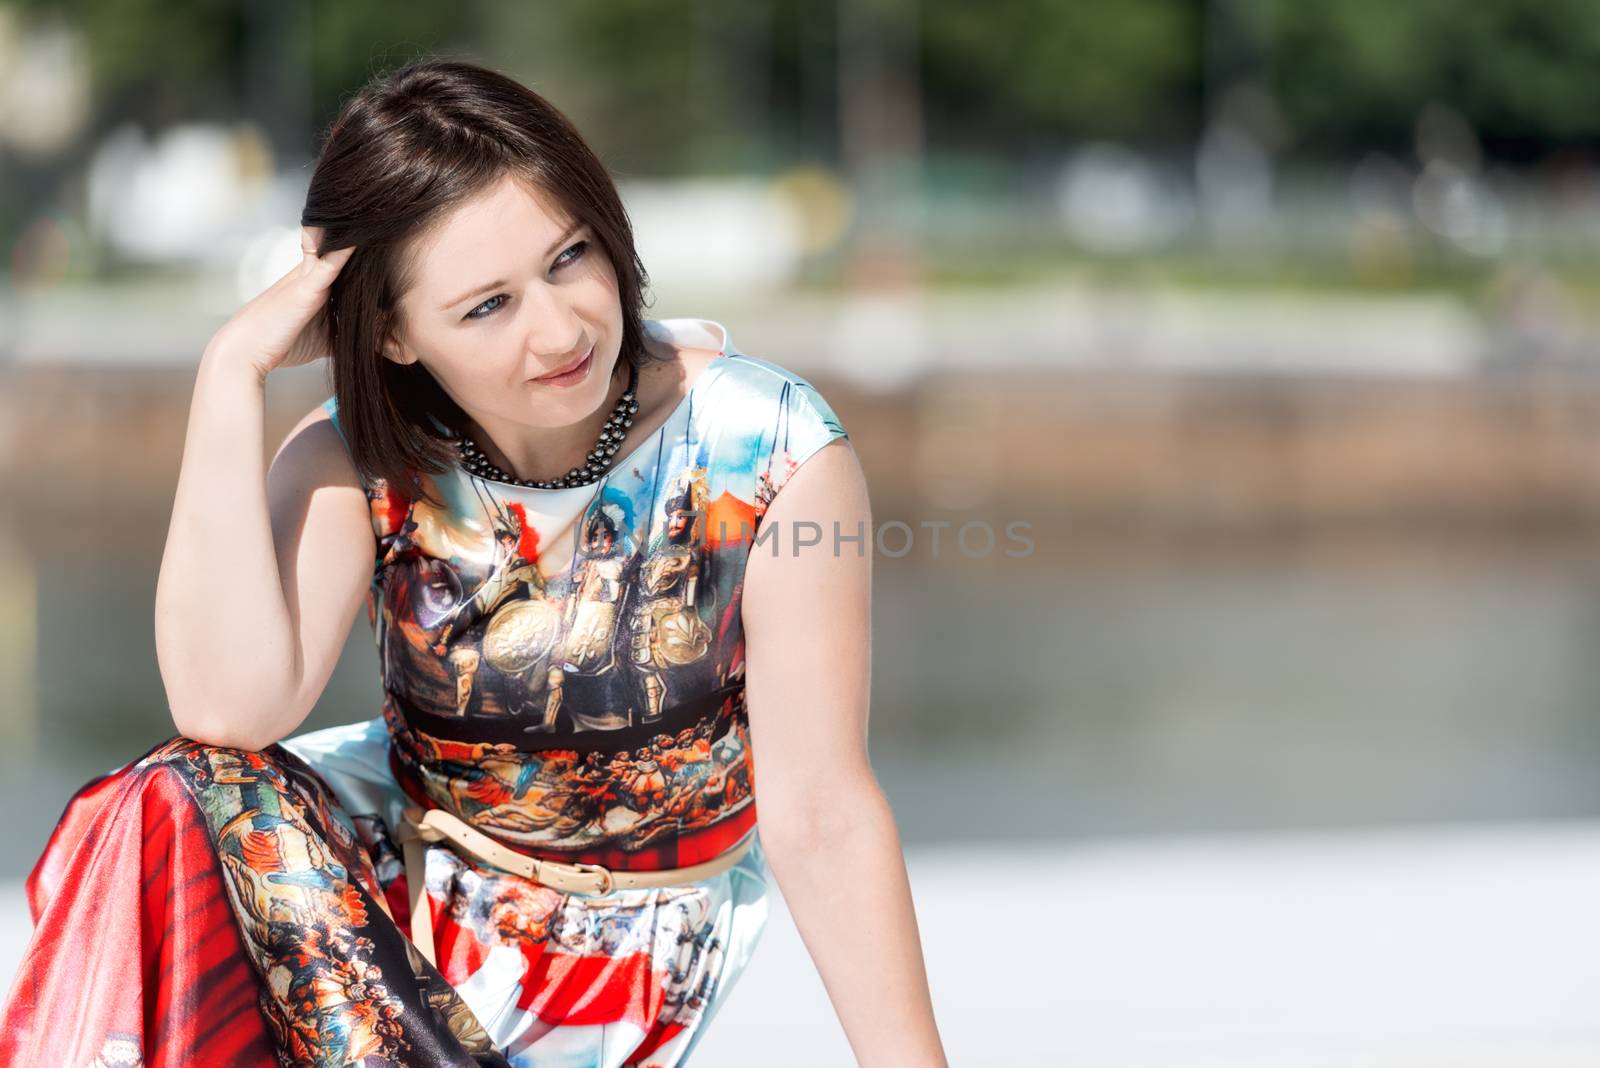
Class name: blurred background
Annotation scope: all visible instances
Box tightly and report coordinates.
[5,0,1600,1063]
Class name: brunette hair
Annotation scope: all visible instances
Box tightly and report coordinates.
[300,58,666,505]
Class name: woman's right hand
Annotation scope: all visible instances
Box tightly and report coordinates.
[204,224,358,382]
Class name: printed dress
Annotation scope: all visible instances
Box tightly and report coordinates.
[0,317,850,1068]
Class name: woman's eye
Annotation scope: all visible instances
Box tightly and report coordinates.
[555,239,589,269]
[466,294,507,320]
[462,240,590,321]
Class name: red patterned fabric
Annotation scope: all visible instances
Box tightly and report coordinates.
[5,742,279,1067]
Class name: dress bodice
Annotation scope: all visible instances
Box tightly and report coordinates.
[322,317,848,870]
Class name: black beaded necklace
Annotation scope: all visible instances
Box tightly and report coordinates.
[456,361,641,490]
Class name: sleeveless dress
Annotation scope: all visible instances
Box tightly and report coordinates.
[0,317,850,1068]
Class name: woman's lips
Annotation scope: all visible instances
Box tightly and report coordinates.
[533,344,594,387]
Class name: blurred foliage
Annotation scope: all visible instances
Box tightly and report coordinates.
[8,0,242,124]
[1259,0,1600,160]
[10,0,1600,165]
[7,0,470,140]
[921,0,1201,146]
[476,1,762,174]
[9,0,1600,294]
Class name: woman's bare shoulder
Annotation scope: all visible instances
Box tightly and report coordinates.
[269,400,364,492]
[637,335,721,421]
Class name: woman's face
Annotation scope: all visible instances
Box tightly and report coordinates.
[382,173,624,432]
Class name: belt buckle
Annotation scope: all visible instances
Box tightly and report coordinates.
[397,804,430,844]
[555,859,614,896]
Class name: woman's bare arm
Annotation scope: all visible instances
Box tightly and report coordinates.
[154,228,369,751]
[154,364,373,751]
[742,439,950,1068]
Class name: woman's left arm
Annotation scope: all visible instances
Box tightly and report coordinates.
[742,437,949,1068]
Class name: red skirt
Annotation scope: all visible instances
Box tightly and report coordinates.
[0,723,771,1066]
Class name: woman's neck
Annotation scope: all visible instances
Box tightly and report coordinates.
[468,358,635,483]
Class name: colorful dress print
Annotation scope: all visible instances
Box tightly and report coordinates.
[0,318,850,1067]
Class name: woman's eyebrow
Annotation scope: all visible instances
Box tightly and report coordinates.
[439,221,586,310]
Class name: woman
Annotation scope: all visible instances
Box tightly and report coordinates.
[0,60,948,1067]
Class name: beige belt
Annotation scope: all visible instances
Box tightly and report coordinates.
[387,803,756,966]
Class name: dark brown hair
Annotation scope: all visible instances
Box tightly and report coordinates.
[300,58,666,507]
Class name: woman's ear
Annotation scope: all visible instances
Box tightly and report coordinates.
[381,332,419,366]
